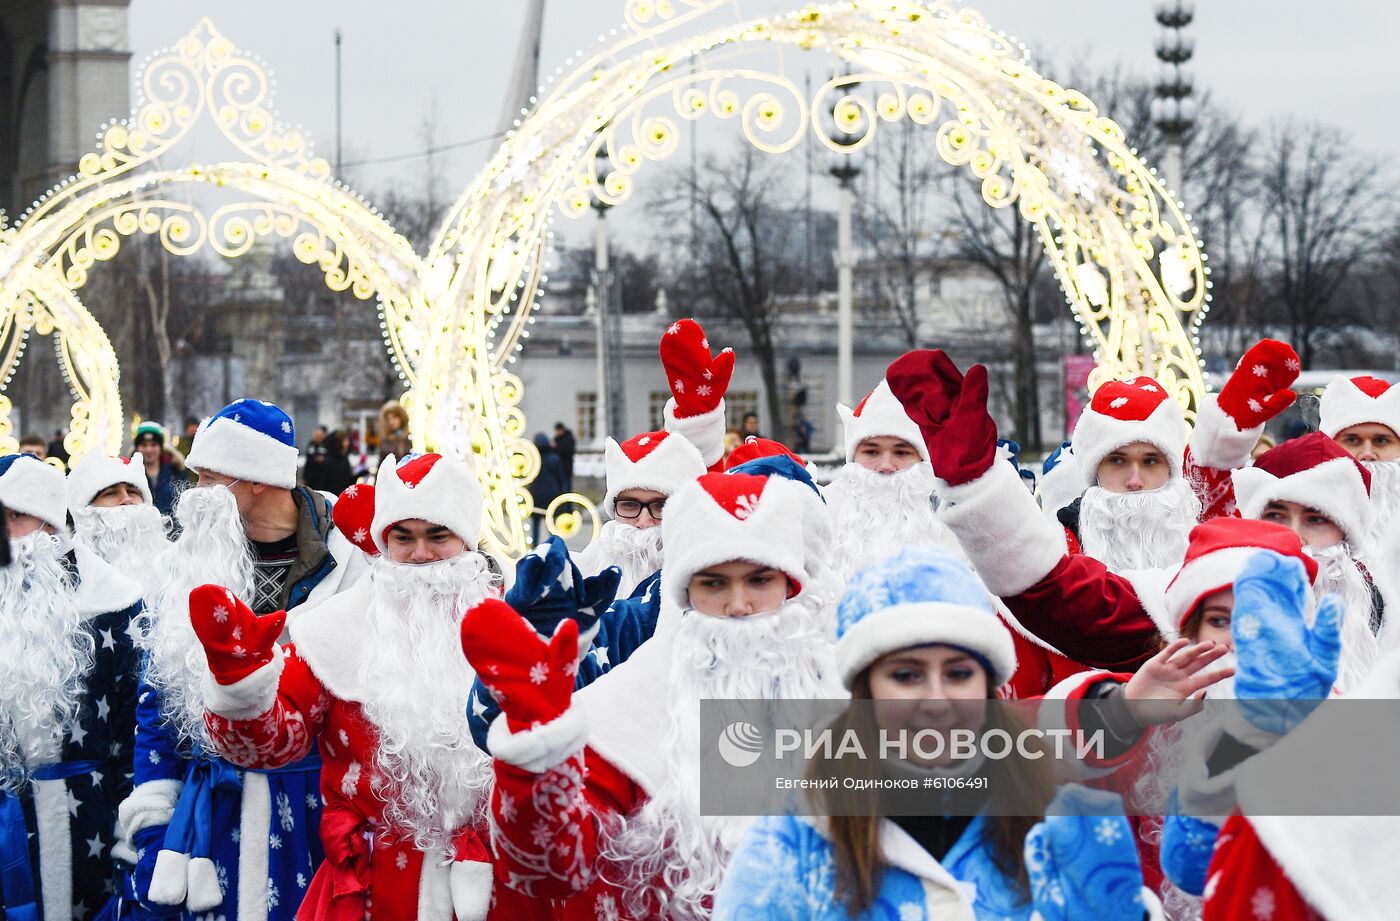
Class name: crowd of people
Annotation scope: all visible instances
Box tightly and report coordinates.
[1,315,1397,921]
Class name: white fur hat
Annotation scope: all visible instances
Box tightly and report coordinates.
[184,398,299,489]
[66,451,153,513]
[0,453,68,532]
[835,546,1014,689]
[1318,375,1400,439]
[1232,432,1374,549]
[1071,376,1187,488]
[837,379,928,463]
[371,453,485,552]
[601,430,706,518]
[659,472,811,614]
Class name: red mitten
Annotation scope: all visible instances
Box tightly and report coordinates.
[886,349,998,486]
[1216,339,1300,430]
[332,482,377,556]
[188,584,286,685]
[460,598,579,733]
[660,318,735,418]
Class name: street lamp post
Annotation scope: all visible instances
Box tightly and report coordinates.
[592,146,626,442]
[1151,0,1197,196]
[830,156,861,408]
[829,80,865,409]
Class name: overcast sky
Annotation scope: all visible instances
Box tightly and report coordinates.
[127,0,1400,240]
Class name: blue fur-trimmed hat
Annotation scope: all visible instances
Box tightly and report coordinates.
[185,399,299,489]
[835,546,1015,690]
[0,453,68,531]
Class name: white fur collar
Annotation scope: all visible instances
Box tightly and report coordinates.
[574,629,675,794]
[286,577,378,704]
[72,542,142,618]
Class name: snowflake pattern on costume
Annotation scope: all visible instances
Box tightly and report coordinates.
[277,791,295,831]
[341,760,361,797]
[1251,886,1276,919]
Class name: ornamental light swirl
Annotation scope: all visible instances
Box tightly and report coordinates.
[0,1,1209,558]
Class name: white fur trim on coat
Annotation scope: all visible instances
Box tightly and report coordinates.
[935,459,1069,598]
[1037,671,1147,780]
[117,778,183,845]
[417,846,453,921]
[201,645,284,720]
[1121,566,1177,641]
[1319,374,1400,439]
[1233,457,1374,549]
[148,849,191,905]
[186,856,223,912]
[835,601,1016,689]
[185,415,299,489]
[1187,393,1264,472]
[485,707,588,774]
[450,859,493,921]
[237,770,272,921]
[663,397,726,468]
[73,543,143,617]
[33,778,71,921]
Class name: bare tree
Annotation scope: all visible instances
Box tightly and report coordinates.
[857,120,943,346]
[1257,120,1383,368]
[940,174,1048,451]
[653,142,805,434]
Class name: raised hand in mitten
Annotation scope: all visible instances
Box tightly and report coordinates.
[886,349,998,486]
[1232,550,1342,735]
[460,598,580,732]
[333,482,377,555]
[660,318,735,418]
[1026,785,1147,921]
[506,536,621,646]
[189,584,285,685]
[1217,339,1300,430]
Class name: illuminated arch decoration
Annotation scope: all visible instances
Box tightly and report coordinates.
[0,18,596,554]
[424,0,1210,486]
[0,1,1211,558]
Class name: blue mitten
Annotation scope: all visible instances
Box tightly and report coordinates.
[126,824,181,916]
[1159,792,1219,896]
[1232,550,1342,735]
[1025,785,1145,921]
[505,536,621,643]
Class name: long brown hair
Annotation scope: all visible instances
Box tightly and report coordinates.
[814,668,1056,915]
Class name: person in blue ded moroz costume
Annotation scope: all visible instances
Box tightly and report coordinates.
[0,452,144,921]
[104,399,368,921]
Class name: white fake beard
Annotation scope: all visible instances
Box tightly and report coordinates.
[595,519,665,595]
[0,532,96,780]
[362,553,500,851]
[825,461,964,580]
[1127,722,1204,921]
[602,599,837,920]
[72,503,172,597]
[1076,478,1201,572]
[1304,542,1381,693]
[1362,460,1400,550]
[139,485,256,751]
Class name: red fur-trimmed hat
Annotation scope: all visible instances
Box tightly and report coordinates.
[1071,376,1187,488]
[1164,518,1319,631]
[601,430,706,518]
[1232,433,1373,548]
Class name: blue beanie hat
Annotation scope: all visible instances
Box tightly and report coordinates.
[835,546,1015,689]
